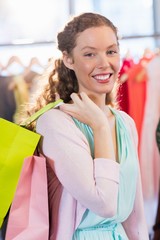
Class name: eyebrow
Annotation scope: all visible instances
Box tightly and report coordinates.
[81,44,118,51]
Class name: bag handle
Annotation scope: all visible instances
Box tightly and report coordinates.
[20,99,63,127]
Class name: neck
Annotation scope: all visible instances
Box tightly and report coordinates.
[87,93,106,107]
[87,94,112,117]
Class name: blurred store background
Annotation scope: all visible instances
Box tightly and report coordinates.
[0,0,160,64]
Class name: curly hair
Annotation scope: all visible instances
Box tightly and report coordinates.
[20,12,119,129]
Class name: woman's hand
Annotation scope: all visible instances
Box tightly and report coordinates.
[60,92,108,130]
[60,92,115,160]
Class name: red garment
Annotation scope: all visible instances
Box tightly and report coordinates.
[127,56,152,155]
[119,58,134,76]
[117,58,134,113]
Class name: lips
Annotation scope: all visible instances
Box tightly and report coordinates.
[93,73,112,83]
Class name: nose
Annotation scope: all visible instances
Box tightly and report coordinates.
[97,54,110,69]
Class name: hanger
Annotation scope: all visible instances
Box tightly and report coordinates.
[124,49,132,60]
[3,56,25,76]
[154,47,160,56]
[0,61,4,73]
[4,56,25,69]
[25,57,44,74]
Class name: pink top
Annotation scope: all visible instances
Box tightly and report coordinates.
[36,108,148,240]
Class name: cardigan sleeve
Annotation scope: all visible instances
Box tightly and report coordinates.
[36,108,120,218]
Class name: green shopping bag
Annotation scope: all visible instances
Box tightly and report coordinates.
[0,99,63,227]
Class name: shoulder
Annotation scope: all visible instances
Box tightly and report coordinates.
[118,110,136,128]
[36,108,74,132]
[37,108,73,125]
[36,108,87,141]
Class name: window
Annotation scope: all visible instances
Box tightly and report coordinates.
[73,0,155,57]
[0,0,156,63]
[0,0,69,44]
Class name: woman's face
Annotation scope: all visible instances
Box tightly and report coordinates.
[64,26,120,98]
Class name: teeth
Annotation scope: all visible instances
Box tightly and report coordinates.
[94,74,110,80]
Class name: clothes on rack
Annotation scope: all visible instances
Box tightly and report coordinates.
[0,76,16,122]
[118,56,135,113]
[0,56,46,123]
[119,52,160,199]
[153,118,160,240]
[118,52,160,235]
[139,54,160,199]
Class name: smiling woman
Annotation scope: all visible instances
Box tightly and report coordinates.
[62,26,120,99]
[16,12,150,240]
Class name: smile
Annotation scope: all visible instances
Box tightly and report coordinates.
[93,74,112,82]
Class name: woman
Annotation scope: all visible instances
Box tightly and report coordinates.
[23,12,149,240]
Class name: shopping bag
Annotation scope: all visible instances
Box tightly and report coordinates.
[0,118,40,228]
[5,155,49,240]
[0,99,63,227]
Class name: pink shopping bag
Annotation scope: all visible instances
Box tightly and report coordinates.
[5,155,49,240]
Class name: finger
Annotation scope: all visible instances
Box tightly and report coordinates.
[80,92,94,105]
[70,93,83,106]
[59,104,80,118]
[79,92,89,101]
[55,92,60,100]
[60,103,77,112]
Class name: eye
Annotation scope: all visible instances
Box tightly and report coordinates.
[84,52,96,57]
[107,49,119,56]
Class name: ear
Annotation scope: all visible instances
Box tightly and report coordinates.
[62,51,74,70]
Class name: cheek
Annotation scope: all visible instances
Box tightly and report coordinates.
[113,59,121,73]
[117,63,121,72]
[76,62,92,75]
[116,56,121,70]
